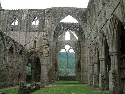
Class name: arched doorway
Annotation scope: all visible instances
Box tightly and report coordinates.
[26,53,41,84]
[26,61,32,83]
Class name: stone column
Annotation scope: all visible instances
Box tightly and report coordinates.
[39,31,50,86]
[81,46,88,83]
[93,55,99,88]
[40,58,49,86]
[87,47,93,86]
[93,47,99,87]
[99,58,108,90]
[88,54,93,86]
[93,62,99,88]
[109,52,122,94]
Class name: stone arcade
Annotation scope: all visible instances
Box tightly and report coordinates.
[0,0,125,94]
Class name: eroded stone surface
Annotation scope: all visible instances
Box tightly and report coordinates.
[0,1,125,93]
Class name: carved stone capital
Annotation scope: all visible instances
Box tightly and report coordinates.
[99,58,106,61]
[109,52,118,56]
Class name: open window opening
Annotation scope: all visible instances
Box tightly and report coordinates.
[11,17,18,25]
[60,15,78,23]
[26,54,41,84]
[32,17,39,26]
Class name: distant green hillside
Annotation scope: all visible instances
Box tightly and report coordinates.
[59,52,76,76]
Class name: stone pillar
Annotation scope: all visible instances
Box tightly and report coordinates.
[93,48,99,88]
[39,31,50,86]
[88,54,93,86]
[87,47,93,86]
[109,52,122,94]
[80,46,88,83]
[93,62,99,88]
[52,47,58,81]
[40,58,49,86]
[99,58,108,90]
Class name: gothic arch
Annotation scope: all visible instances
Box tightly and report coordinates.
[25,50,40,64]
[51,8,86,36]
[24,50,41,83]
[106,14,122,53]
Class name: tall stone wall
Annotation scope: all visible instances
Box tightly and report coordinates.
[0,7,87,88]
[0,30,26,88]
[1,1,125,93]
[86,0,125,93]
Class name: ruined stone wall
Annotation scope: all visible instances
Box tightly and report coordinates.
[0,8,86,88]
[0,9,45,49]
[86,0,125,93]
[0,30,26,89]
[0,1,125,93]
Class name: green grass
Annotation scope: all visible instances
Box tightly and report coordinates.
[0,88,18,94]
[32,81,109,94]
[0,81,109,94]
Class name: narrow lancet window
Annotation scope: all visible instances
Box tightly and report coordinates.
[11,17,18,25]
[32,17,39,26]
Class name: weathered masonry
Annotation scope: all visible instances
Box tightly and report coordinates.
[0,0,125,94]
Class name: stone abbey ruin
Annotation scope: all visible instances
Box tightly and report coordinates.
[0,0,125,94]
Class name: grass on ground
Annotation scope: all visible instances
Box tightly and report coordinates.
[0,88,18,94]
[32,81,109,94]
[0,81,109,94]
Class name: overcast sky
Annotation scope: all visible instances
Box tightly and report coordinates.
[1,0,89,9]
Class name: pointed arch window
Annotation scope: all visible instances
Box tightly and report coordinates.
[32,17,39,26]
[60,15,78,23]
[11,17,18,25]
